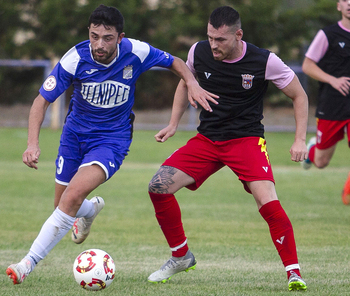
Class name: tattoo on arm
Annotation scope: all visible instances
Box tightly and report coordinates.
[149,166,178,194]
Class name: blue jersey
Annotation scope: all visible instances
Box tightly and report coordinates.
[40,38,174,139]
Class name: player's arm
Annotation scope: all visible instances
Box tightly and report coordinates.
[280,75,309,162]
[154,79,189,143]
[169,56,218,112]
[23,94,51,169]
[302,57,350,96]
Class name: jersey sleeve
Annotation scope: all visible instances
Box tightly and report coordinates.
[39,46,78,102]
[305,30,329,63]
[129,39,174,71]
[265,53,295,89]
[185,43,198,74]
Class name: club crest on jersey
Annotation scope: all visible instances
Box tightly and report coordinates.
[241,74,254,90]
[123,65,133,80]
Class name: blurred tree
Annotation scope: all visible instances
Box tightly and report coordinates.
[0,0,343,107]
[0,1,24,58]
[0,0,154,59]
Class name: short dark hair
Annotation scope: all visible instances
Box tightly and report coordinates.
[209,6,241,30]
[89,5,124,33]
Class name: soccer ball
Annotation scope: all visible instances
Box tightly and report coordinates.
[73,249,115,291]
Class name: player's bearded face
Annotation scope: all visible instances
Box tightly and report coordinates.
[89,24,124,64]
[207,24,242,61]
[92,47,116,63]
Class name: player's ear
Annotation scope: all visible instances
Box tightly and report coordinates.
[235,29,243,40]
[337,2,341,12]
[117,32,125,44]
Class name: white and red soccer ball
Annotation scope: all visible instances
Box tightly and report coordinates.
[73,249,115,291]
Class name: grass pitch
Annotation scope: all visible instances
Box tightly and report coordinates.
[0,128,350,295]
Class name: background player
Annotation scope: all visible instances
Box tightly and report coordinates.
[301,0,350,204]
[6,4,217,285]
[147,6,308,291]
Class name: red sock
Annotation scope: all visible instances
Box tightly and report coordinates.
[259,200,300,277]
[308,145,315,163]
[149,192,188,257]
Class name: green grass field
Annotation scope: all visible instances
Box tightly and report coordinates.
[0,128,350,295]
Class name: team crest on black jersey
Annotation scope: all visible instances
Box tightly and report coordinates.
[123,65,133,79]
[241,74,254,90]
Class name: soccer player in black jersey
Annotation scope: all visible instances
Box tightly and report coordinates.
[302,0,350,205]
[147,6,308,291]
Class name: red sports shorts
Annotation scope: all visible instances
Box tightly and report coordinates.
[315,118,350,149]
[162,133,274,194]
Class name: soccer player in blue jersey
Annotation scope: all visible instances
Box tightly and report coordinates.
[6,4,217,285]
[147,6,308,291]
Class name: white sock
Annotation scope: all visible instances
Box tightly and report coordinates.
[25,207,75,269]
[76,199,95,218]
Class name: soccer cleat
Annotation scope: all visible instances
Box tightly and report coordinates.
[72,196,105,244]
[288,274,307,291]
[301,136,316,170]
[6,259,32,285]
[148,250,197,283]
[341,173,350,205]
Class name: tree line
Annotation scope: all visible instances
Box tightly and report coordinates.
[0,0,340,108]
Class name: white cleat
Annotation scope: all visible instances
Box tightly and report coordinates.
[72,196,105,244]
[148,250,197,283]
[288,273,307,291]
[6,258,32,285]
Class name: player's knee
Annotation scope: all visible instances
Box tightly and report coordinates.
[148,173,162,193]
[314,158,330,168]
[148,173,176,194]
[148,178,156,192]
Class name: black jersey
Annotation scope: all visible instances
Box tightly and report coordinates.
[192,41,270,141]
[316,23,350,120]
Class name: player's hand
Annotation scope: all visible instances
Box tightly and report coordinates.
[186,81,219,112]
[23,144,41,169]
[154,125,177,143]
[330,76,350,96]
[289,139,308,162]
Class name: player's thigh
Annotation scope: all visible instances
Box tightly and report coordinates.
[246,180,278,209]
[67,165,106,195]
[314,145,337,165]
[59,165,106,216]
[54,183,67,208]
[161,134,223,191]
[221,137,274,193]
[149,165,195,194]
